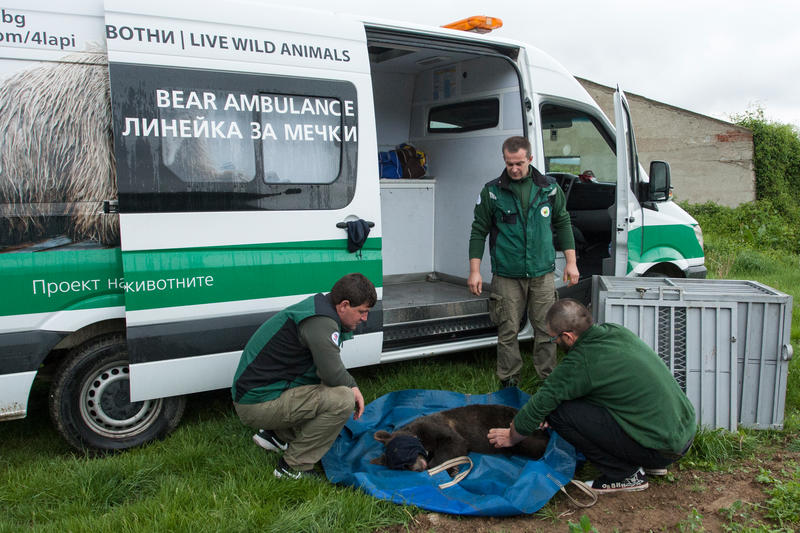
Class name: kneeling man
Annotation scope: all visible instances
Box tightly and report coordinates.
[488,299,696,492]
[232,273,377,480]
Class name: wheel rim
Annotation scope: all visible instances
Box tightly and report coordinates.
[78,360,162,439]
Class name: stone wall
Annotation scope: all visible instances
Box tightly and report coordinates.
[578,78,755,207]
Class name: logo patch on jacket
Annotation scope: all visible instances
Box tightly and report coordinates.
[540,205,551,218]
[331,331,340,346]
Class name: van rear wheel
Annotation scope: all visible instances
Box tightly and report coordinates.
[49,334,186,454]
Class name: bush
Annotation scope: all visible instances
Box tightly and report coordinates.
[684,200,800,255]
[730,249,778,276]
[730,107,800,204]
[694,107,800,256]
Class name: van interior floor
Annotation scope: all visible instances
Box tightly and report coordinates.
[381,276,495,350]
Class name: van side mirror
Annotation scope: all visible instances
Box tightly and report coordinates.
[649,160,671,202]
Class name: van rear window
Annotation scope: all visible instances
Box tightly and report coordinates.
[110,64,358,212]
[427,98,499,133]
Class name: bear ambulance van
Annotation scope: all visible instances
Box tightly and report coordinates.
[0,0,705,451]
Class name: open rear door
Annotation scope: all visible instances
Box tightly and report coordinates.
[612,87,638,275]
[104,0,382,400]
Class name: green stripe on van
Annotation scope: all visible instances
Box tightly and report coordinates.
[0,248,123,317]
[0,238,382,317]
[627,224,704,273]
[120,238,382,311]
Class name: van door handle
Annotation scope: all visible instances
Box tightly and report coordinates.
[336,221,375,228]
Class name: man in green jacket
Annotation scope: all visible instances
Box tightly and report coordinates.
[488,299,696,493]
[468,136,579,386]
[232,273,377,480]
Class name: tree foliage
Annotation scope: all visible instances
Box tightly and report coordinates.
[730,107,800,208]
[687,199,798,254]
[700,107,800,255]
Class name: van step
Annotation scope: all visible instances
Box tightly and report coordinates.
[382,314,496,350]
[382,277,488,323]
[381,278,496,350]
[383,297,488,324]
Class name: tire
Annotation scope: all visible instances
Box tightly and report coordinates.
[49,334,186,454]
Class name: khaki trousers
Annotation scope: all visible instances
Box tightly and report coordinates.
[489,273,557,380]
[234,384,354,471]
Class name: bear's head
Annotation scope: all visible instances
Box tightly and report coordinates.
[369,430,428,471]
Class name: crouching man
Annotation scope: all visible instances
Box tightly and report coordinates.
[488,299,696,493]
[232,273,377,480]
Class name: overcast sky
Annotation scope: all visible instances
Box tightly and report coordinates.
[284,0,800,129]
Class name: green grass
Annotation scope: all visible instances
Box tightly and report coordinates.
[2,202,800,531]
[1,348,547,533]
[680,428,759,471]
[0,382,412,533]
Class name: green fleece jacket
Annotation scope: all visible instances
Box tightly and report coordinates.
[469,165,574,278]
[514,323,696,454]
[231,293,355,404]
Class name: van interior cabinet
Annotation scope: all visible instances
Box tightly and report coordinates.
[379,179,435,277]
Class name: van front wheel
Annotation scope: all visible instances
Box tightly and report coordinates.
[49,334,186,454]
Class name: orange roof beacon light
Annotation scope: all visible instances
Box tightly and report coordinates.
[442,16,503,34]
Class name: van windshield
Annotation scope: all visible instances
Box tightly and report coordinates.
[540,104,616,183]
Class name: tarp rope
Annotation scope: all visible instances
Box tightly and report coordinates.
[427,456,473,489]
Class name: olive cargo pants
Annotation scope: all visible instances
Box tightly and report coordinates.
[489,273,557,381]
[234,384,354,471]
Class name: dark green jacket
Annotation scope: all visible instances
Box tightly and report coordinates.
[514,323,696,454]
[231,293,353,404]
[469,165,574,278]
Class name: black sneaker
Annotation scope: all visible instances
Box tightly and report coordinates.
[588,468,648,493]
[252,429,288,452]
[273,457,324,480]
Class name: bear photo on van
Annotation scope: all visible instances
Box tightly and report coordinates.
[0,47,119,252]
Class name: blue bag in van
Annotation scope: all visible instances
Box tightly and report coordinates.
[379,150,402,178]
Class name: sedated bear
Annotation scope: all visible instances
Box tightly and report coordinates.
[370,404,549,475]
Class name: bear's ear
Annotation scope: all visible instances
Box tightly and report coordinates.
[369,454,387,466]
[373,430,392,443]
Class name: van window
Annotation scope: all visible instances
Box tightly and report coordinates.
[428,98,499,133]
[261,95,342,184]
[110,64,358,212]
[540,104,616,183]
[159,101,257,184]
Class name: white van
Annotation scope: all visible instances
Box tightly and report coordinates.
[0,1,705,451]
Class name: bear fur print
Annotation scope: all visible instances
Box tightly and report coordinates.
[0,48,118,248]
[370,404,549,474]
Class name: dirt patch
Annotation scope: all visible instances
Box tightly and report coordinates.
[377,451,799,532]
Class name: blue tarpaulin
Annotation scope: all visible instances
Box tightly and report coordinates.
[321,388,578,516]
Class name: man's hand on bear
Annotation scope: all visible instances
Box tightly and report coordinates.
[487,427,512,448]
[487,422,525,449]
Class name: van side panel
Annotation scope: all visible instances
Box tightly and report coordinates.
[633,202,705,275]
[104,3,383,399]
[0,371,36,421]
[0,4,121,392]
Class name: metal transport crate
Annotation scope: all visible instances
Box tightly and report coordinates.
[591,276,794,431]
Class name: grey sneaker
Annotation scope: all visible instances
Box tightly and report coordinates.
[273,457,324,480]
[645,467,668,476]
[253,429,288,452]
[500,376,520,389]
[588,468,649,493]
